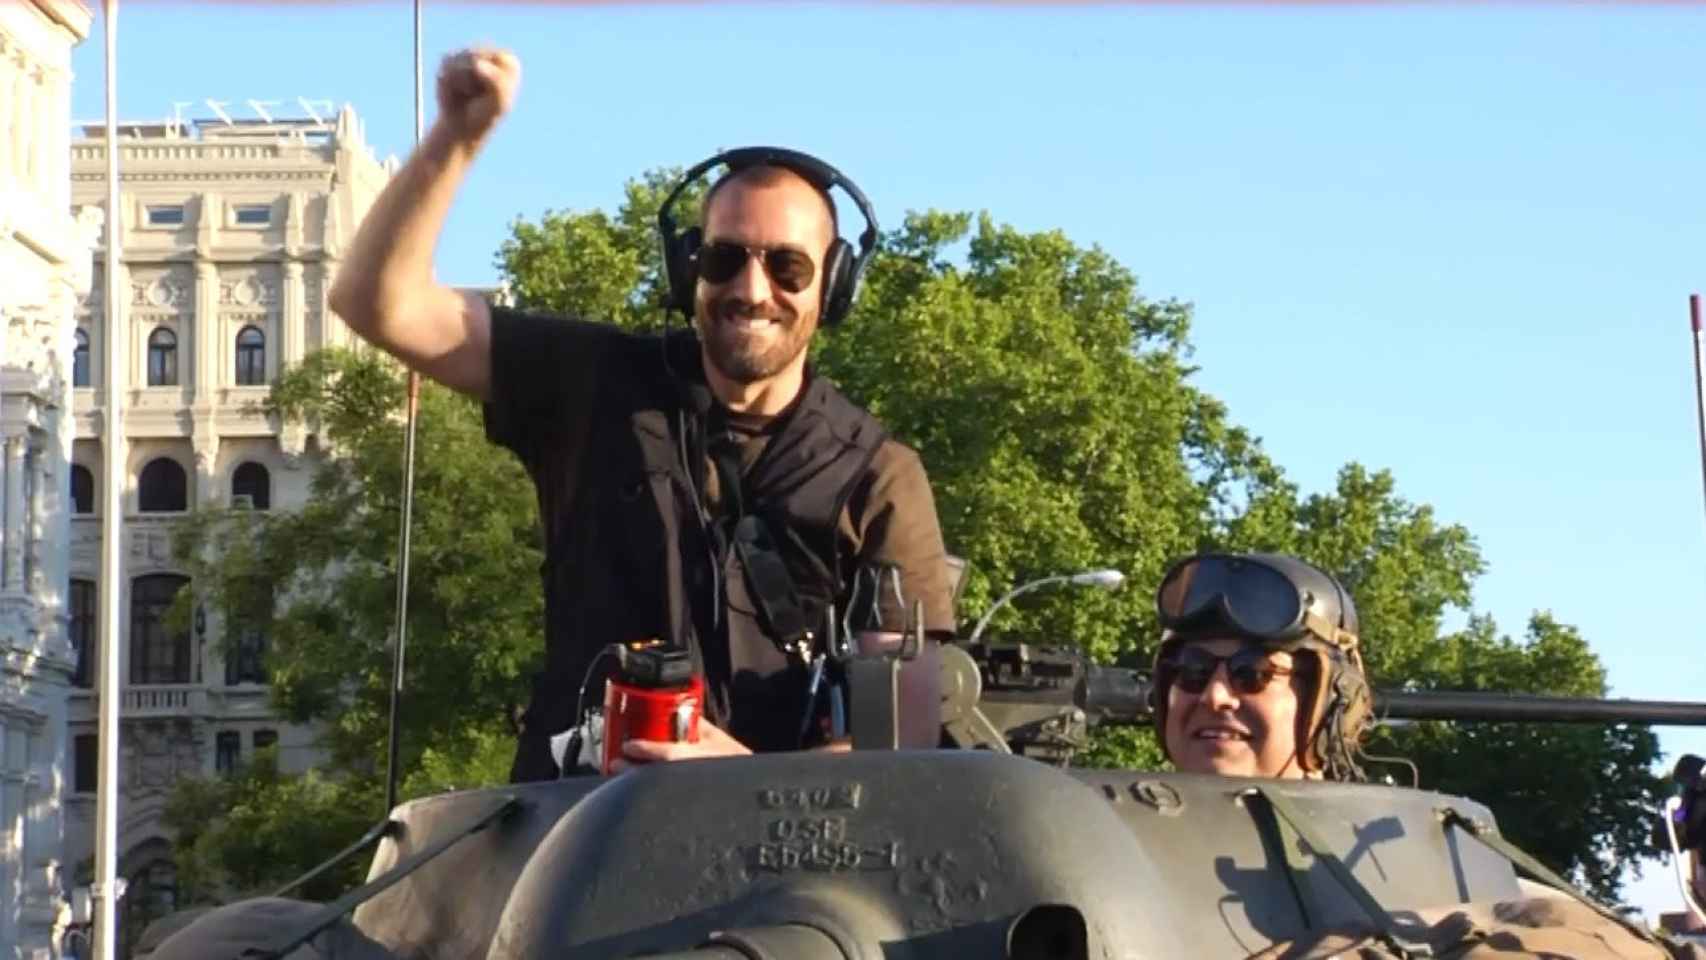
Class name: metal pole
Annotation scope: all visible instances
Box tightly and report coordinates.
[93,1,125,956]
[1691,295,1706,531]
[384,0,426,818]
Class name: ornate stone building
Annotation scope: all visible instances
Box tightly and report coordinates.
[66,103,393,954]
[0,2,95,957]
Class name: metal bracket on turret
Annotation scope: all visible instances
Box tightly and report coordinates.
[938,642,1013,754]
[845,598,925,751]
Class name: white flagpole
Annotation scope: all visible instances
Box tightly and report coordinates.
[93,0,126,956]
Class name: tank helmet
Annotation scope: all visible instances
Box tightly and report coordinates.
[1150,552,1373,780]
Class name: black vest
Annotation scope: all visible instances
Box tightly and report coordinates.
[511,332,886,780]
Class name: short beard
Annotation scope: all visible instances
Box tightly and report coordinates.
[697,299,816,383]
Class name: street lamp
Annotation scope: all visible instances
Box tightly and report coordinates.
[965,568,1126,647]
[61,881,124,960]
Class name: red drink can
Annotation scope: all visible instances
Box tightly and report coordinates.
[601,673,703,775]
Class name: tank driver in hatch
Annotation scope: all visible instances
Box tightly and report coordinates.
[1149,551,1374,782]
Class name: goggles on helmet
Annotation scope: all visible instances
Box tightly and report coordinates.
[1155,553,1358,656]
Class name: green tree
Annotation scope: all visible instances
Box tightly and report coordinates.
[168,168,1661,905]
[165,347,544,897]
[1367,614,1664,901]
[175,349,544,774]
[163,747,378,903]
[175,349,542,777]
[495,166,702,331]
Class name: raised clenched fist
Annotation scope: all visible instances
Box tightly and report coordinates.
[435,47,520,147]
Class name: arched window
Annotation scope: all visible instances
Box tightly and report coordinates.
[146,327,177,386]
[70,578,95,688]
[73,328,90,387]
[71,464,94,514]
[137,458,187,512]
[130,573,191,685]
[230,461,270,510]
[235,325,266,385]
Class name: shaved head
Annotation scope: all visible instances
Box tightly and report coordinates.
[702,164,838,254]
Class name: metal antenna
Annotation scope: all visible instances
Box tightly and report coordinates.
[383,0,427,819]
[1691,295,1706,535]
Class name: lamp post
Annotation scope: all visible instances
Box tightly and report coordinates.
[966,569,1126,647]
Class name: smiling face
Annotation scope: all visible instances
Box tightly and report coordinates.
[692,168,835,388]
[1161,636,1310,779]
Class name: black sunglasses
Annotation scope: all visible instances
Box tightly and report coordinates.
[1165,646,1294,697]
[696,241,816,293]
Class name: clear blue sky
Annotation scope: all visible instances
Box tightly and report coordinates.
[76,0,1706,918]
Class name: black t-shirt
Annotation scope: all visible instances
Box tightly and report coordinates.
[483,307,956,752]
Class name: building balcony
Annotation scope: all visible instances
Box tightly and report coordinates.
[123,683,207,717]
[69,683,207,721]
[68,682,278,724]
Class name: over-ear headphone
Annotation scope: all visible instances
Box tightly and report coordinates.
[656,146,880,329]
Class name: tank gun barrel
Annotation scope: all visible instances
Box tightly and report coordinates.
[1079,663,1148,723]
[1078,664,1706,727]
[1077,666,1706,726]
[1376,689,1706,725]
[944,643,1706,758]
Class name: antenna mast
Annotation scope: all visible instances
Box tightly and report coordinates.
[1691,295,1706,532]
[383,0,427,818]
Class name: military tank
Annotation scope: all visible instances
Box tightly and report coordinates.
[136,616,1706,960]
[131,324,1706,959]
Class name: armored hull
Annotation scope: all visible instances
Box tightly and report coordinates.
[206,749,1525,959]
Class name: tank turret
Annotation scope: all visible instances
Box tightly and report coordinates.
[145,636,1706,959]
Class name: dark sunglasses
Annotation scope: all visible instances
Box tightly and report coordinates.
[696,241,816,293]
[1165,646,1294,697]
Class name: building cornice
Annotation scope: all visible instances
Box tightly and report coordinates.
[71,170,335,184]
[80,248,342,265]
[29,0,94,40]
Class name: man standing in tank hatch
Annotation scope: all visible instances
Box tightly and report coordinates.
[329,47,958,782]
